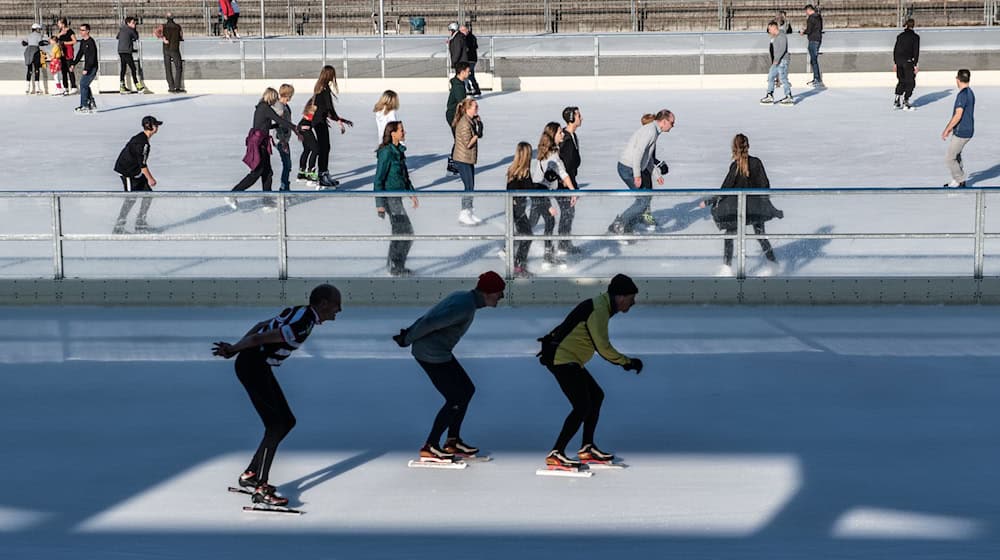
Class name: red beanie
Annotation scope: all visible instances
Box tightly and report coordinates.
[476,270,506,293]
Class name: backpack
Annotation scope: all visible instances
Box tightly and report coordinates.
[536,299,594,366]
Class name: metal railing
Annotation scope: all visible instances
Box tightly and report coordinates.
[1,189,998,281]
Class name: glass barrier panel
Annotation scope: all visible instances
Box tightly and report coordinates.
[754,238,973,277]
[0,241,52,278]
[0,197,52,236]
[764,192,975,235]
[287,239,506,277]
[58,195,279,236]
[61,240,277,278]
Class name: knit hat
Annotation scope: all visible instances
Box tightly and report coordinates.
[608,274,638,296]
[476,271,506,294]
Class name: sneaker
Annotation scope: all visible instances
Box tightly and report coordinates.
[458,209,478,226]
[252,485,288,507]
[759,94,774,105]
[224,196,239,210]
[778,95,794,106]
[419,443,455,462]
[443,437,479,456]
[136,82,145,91]
[812,81,825,88]
[717,264,734,277]
[119,84,131,94]
[545,450,582,469]
[68,87,78,94]
[578,443,614,462]
[902,100,914,112]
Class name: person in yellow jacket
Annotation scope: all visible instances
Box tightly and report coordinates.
[537,274,643,469]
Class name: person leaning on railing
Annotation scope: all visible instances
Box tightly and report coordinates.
[374,121,419,277]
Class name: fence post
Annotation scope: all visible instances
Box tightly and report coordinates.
[458,0,465,26]
[51,193,64,280]
[544,0,552,33]
[343,38,349,79]
[699,34,705,75]
[505,194,514,280]
[631,0,638,32]
[594,36,600,78]
[490,35,495,74]
[736,191,746,280]
[975,190,985,279]
[260,0,266,79]
[239,39,246,84]
[204,0,210,35]
[322,0,327,64]
[278,194,288,280]
[379,0,386,79]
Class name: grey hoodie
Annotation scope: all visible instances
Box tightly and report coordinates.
[769,32,789,65]
[22,31,45,66]
[117,24,138,54]
[618,121,660,174]
[403,290,485,363]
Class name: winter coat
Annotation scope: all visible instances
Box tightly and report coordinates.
[312,86,341,126]
[465,32,479,62]
[117,24,138,54]
[707,156,784,230]
[452,115,480,164]
[402,290,485,363]
[445,77,467,126]
[22,32,47,66]
[162,19,183,52]
[553,292,632,368]
[374,143,414,210]
[448,32,467,67]
[618,122,660,174]
[804,12,823,43]
[769,32,789,65]
[893,28,920,65]
[219,0,235,18]
[242,129,271,169]
[559,129,581,180]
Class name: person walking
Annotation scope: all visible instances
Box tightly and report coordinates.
[942,69,974,187]
[375,121,419,277]
[55,18,77,94]
[506,141,536,278]
[228,88,299,209]
[312,65,353,189]
[445,62,471,175]
[219,0,235,40]
[70,23,98,113]
[536,274,643,472]
[801,4,824,87]
[558,106,583,255]
[530,122,577,266]
[373,89,400,144]
[113,116,162,234]
[462,23,481,96]
[893,18,920,111]
[760,21,793,106]
[609,110,674,235]
[272,84,296,191]
[21,23,47,95]
[161,13,185,93]
[700,133,783,277]
[452,97,484,226]
[212,284,342,508]
[392,271,506,463]
[116,17,142,93]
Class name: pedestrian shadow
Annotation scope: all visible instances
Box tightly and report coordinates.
[407,153,448,173]
[416,240,502,276]
[415,156,514,191]
[97,94,207,112]
[777,225,834,275]
[793,87,824,104]
[966,163,1000,187]
[652,198,710,233]
[912,89,952,108]
[278,450,385,509]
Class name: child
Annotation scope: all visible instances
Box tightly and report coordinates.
[272,84,295,191]
[48,38,63,96]
[297,100,319,185]
[22,24,48,95]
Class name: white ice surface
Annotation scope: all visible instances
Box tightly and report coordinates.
[0,304,997,559]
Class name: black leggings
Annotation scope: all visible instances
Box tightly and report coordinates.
[549,363,604,453]
[299,132,319,171]
[118,52,138,83]
[314,123,330,174]
[60,56,76,88]
[895,62,916,100]
[418,357,475,445]
[512,198,532,268]
[387,204,413,271]
[528,196,556,253]
[26,54,40,81]
[556,189,575,246]
[724,223,776,266]
[236,351,296,483]
[233,143,273,191]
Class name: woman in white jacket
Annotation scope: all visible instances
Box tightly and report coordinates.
[530,122,577,266]
[373,90,399,145]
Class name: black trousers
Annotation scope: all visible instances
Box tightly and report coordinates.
[299,131,319,171]
[418,357,475,445]
[60,55,76,88]
[556,187,575,247]
[513,198,532,268]
[549,363,604,453]
[116,175,152,225]
[387,202,413,271]
[724,223,776,266]
[314,123,331,174]
[163,49,184,91]
[528,196,556,253]
[236,351,296,483]
[895,62,916,100]
[118,53,138,84]
[26,53,40,81]
[233,144,273,191]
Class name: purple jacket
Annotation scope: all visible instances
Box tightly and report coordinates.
[242,128,271,169]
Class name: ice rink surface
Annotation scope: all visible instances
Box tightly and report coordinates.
[0,304,998,559]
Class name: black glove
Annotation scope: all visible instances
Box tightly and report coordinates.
[656,161,669,175]
[623,357,643,375]
[392,328,410,347]
[543,168,561,183]
[471,118,484,138]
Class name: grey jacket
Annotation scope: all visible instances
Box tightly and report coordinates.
[271,101,292,144]
[770,32,789,65]
[618,122,660,174]
[117,24,138,54]
[23,32,45,65]
[404,290,485,363]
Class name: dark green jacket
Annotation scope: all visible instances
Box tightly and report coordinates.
[445,77,467,126]
[374,143,413,209]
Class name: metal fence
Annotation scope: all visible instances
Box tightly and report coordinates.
[2,189,1000,281]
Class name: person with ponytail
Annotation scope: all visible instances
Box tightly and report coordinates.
[374,121,419,277]
[312,65,353,189]
[451,97,483,225]
[701,133,783,276]
[530,122,576,266]
[506,142,536,277]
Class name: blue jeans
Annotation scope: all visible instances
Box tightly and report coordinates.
[767,60,791,98]
[277,143,292,190]
[808,41,821,82]
[616,162,652,231]
[79,71,96,108]
[455,162,475,210]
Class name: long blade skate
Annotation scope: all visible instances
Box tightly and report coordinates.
[227,486,253,496]
[407,458,468,469]
[535,465,593,478]
[581,459,628,470]
[243,504,303,515]
[452,451,492,463]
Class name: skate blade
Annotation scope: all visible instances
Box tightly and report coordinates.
[243,504,303,515]
[227,486,254,495]
[454,454,492,463]
[407,459,468,469]
[536,467,593,478]
[582,461,628,470]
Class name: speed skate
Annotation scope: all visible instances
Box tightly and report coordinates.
[535,465,593,478]
[582,459,629,470]
[242,504,304,515]
[407,457,468,469]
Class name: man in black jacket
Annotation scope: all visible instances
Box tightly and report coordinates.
[800,5,823,87]
[116,17,140,93]
[557,106,582,255]
[447,23,466,71]
[113,116,161,234]
[462,24,481,96]
[162,13,185,93]
[893,18,920,111]
[70,23,98,112]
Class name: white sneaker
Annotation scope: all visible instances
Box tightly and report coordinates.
[716,264,734,277]
[469,211,483,224]
[225,196,239,210]
[458,209,478,226]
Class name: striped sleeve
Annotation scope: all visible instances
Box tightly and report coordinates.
[279,306,315,348]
